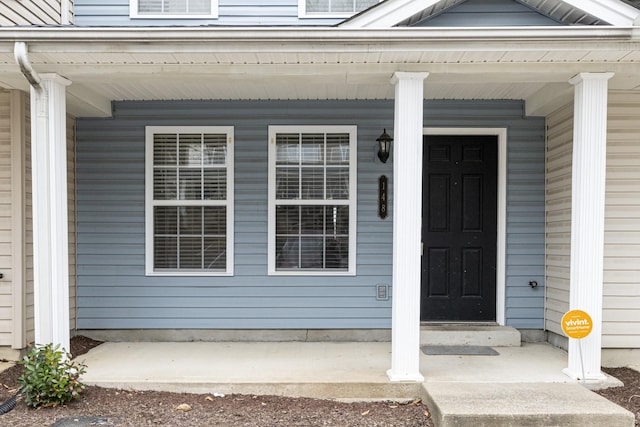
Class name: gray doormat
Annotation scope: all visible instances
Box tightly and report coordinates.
[421,345,500,356]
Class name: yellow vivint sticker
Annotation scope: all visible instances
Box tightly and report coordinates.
[562,310,593,339]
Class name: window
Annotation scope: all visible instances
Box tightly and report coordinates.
[268,126,357,275]
[131,0,218,18]
[299,0,379,17]
[145,126,233,276]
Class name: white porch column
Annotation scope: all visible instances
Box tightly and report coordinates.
[31,73,72,351]
[563,72,613,381]
[388,71,428,382]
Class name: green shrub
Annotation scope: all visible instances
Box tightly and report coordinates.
[18,343,87,408]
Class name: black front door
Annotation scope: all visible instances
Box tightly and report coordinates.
[421,135,498,321]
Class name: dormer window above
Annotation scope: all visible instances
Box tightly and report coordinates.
[131,0,218,18]
[299,0,379,18]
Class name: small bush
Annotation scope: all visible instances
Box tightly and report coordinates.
[18,343,87,408]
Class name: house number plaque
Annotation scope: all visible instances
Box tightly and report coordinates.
[378,175,388,219]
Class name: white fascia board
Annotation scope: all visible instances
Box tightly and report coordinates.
[561,0,640,27]
[339,0,442,28]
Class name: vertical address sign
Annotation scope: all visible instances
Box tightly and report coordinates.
[378,175,388,219]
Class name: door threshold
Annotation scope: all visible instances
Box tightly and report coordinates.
[421,321,499,326]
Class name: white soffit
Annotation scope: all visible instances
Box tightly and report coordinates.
[1,28,640,116]
[341,0,640,28]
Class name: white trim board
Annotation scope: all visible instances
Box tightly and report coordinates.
[423,128,507,326]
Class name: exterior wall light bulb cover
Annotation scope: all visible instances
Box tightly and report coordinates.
[376,128,393,163]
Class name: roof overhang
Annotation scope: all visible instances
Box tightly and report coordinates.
[1,26,640,117]
[340,0,640,28]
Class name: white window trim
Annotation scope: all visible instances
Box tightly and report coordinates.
[298,0,380,18]
[130,0,218,19]
[145,126,234,276]
[268,125,357,276]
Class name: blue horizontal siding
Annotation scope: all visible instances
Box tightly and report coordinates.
[414,0,562,27]
[74,0,345,26]
[76,99,545,329]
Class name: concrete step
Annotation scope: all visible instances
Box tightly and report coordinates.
[421,324,521,347]
[421,382,635,427]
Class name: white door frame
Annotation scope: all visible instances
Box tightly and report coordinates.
[423,127,507,325]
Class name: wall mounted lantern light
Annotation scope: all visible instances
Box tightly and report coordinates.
[376,128,393,163]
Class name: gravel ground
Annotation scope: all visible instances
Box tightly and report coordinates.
[1,337,638,427]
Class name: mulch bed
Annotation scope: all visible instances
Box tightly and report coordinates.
[0,336,433,426]
[597,367,640,426]
[1,337,638,426]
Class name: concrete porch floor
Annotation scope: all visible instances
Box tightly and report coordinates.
[76,341,636,426]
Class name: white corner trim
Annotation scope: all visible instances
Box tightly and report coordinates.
[10,90,25,349]
[424,128,508,326]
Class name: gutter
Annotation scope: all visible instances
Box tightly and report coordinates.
[14,41,41,91]
[0,26,639,44]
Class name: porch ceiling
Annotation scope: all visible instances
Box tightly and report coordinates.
[1,27,640,117]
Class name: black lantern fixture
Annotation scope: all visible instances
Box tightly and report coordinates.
[376,128,393,163]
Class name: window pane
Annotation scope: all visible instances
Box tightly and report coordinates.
[203,134,227,165]
[165,0,188,13]
[204,206,226,235]
[306,0,376,13]
[154,206,177,235]
[300,237,323,268]
[179,134,203,166]
[154,169,177,200]
[155,237,177,269]
[179,206,202,235]
[301,167,324,200]
[356,0,377,10]
[187,0,210,13]
[204,169,226,200]
[276,235,299,268]
[326,236,348,269]
[325,205,349,235]
[306,0,323,13]
[276,206,299,235]
[332,0,352,13]
[301,206,324,234]
[326,167,349,200]
[326,133,349,164]
[276,168,299,199]
[301,133,324,165]
[180,237,202,269]
[154,134,177,165]
[276,134,300,165]
[204,237,226,269]
[179,169,202,200]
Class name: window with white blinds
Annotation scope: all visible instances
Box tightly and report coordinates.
[145,126,233,276]
[268,126,357,276]
[300,0,379,17]
[131,0,217,18]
